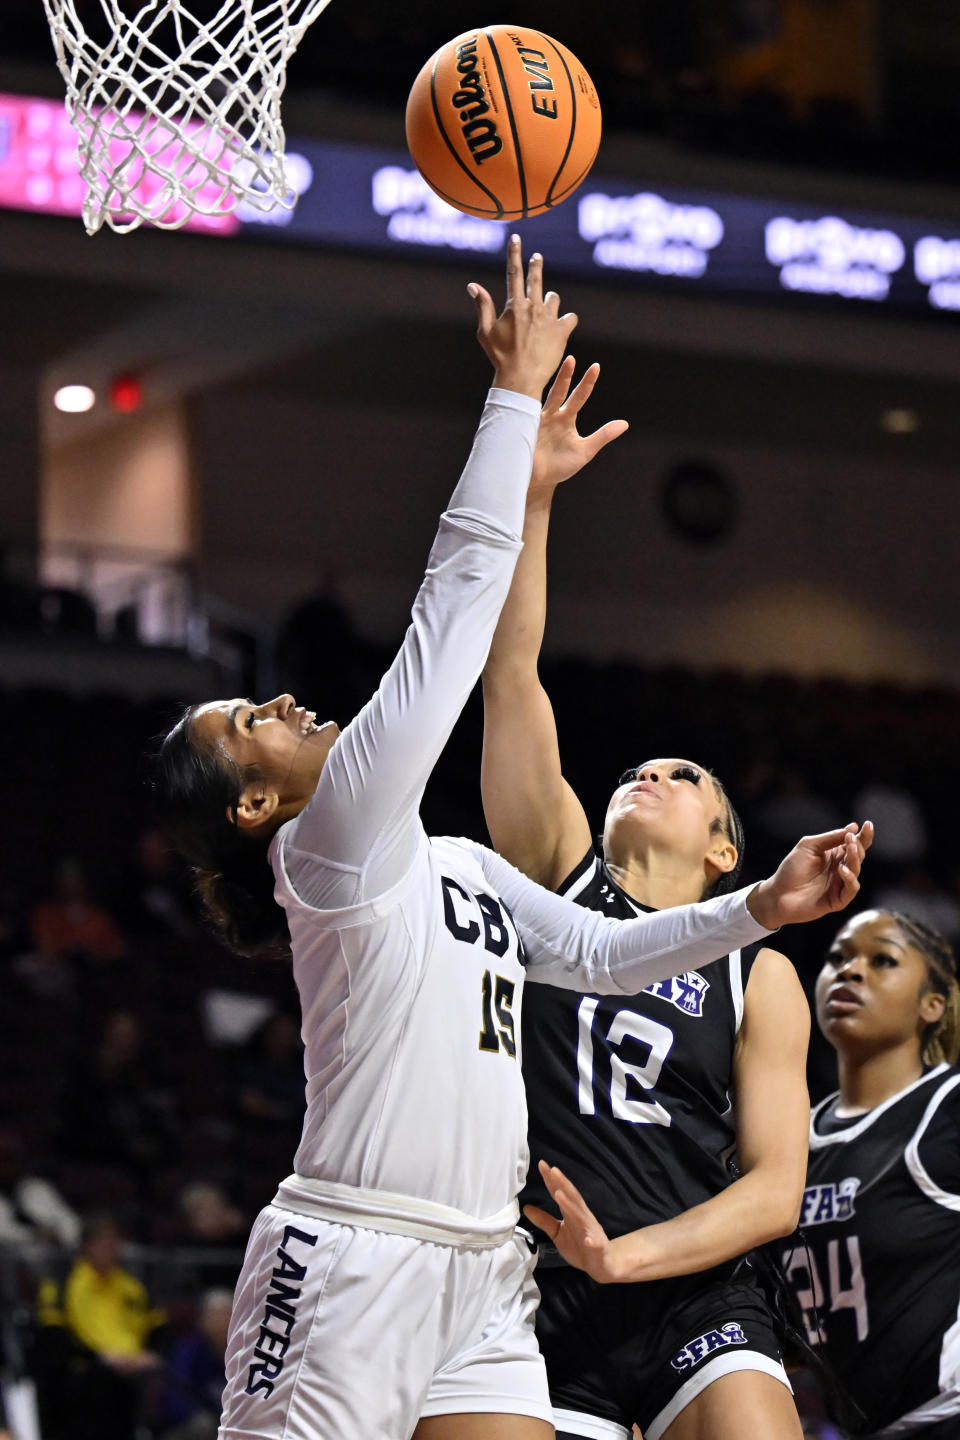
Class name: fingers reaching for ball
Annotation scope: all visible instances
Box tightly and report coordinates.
[507,231,526,303]
[525,250,544,304]
[471,235,578,401]
[531,357,630,491]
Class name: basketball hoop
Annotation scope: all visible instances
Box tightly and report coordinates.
[42,0,334,235]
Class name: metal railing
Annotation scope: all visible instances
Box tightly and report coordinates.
[1,539,275,696]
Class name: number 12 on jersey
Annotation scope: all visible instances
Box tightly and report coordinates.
[576,998,674,1126]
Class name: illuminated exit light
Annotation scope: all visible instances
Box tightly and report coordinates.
[109,374,144,412]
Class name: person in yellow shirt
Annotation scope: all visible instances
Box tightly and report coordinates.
[34,1213,166,1440]
[64,1212,165,1373]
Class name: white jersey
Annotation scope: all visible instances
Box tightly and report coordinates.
[269,388,773,1232]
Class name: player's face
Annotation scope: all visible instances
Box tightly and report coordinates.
[193,694,340,814]
[816,910,944,1057]
[602,758,734,879]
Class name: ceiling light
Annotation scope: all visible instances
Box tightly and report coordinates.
[54,384,96,413]
[880,407,919,434]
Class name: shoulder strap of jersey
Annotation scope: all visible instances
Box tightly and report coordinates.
[734,940,774,1033]
[904,1068,960,1210]
[727,950,744,1032]
[557,847,601,899]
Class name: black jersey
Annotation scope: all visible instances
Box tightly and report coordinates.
[521,851,762,1238]
[783,1065,960,1435]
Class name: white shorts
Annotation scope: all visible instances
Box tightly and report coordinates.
[218,1200,552,1439]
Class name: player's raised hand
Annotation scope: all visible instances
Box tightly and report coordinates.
[748,821,874,930]
[468,235,578,400]
[530,357,629,492]
[524,1160,622,1283]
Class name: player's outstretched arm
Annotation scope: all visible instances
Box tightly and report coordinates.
[467,821,871,995]
[525,948,811,1282]
[470,843,776,992]
[287,239,576,885]
[481,358,628,888]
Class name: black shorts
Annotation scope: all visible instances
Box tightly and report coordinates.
[535,1255,791,1440]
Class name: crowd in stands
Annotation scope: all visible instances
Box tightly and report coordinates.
[1,619,959,1435]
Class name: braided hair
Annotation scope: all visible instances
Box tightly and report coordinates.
[886,911,960,1066]
[708,776,746,898]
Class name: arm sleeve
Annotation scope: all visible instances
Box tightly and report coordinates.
[468,843,775,993]
[281,389,540,909]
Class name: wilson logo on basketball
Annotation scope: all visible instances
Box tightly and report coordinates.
[508,36,558,120]
[453,38,503,165]
[406,24,601,220]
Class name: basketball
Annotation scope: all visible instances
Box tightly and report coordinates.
[404,25,601,222]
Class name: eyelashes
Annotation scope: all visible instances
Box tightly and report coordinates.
[618,765,703,786]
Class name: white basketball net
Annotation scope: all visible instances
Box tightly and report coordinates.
[42,0,334,234]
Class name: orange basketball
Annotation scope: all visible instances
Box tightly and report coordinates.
[404,24,601,221]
